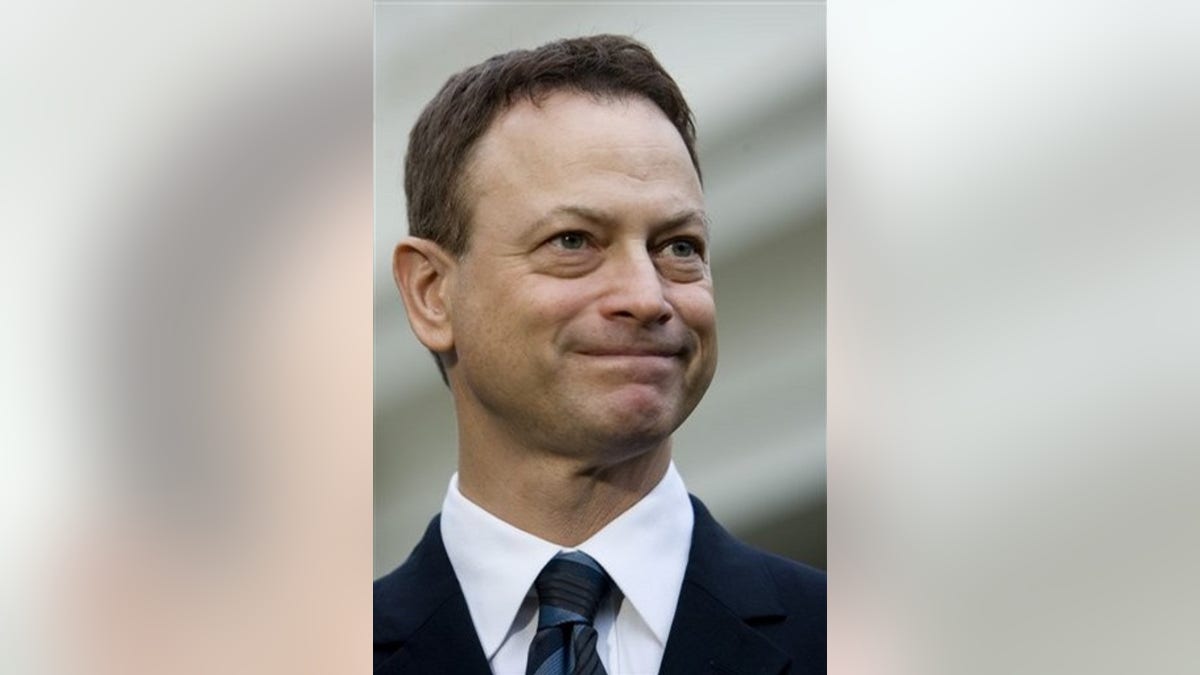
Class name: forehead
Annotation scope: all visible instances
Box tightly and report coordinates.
[463,91,703,227]
[482,90,682,152]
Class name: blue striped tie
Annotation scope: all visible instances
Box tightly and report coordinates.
[526,551,612,675]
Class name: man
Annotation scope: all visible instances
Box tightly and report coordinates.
[376,35,825,675]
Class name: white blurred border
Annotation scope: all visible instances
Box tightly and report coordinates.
[831,1,1200,673]
[4,1,372,673]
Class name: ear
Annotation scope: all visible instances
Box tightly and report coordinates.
[393,237,456,354]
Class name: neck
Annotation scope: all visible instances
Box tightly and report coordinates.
[457,437,672,547]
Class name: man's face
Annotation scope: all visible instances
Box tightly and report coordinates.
[445,91,717,460]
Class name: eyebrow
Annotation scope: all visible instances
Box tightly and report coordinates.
[527,204,710,238]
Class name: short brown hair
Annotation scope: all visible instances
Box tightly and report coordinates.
[404,34,702,257]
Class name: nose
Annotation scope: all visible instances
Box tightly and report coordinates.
[599,246,674,326]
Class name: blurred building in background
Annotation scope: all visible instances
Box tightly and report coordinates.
[374,3,826,576]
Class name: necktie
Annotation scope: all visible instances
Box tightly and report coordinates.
[526,551,612,675]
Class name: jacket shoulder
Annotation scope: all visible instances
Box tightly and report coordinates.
[740,544,827,674]
[684,496,826,672]
[374,515,456,645]
[758,548,826,607]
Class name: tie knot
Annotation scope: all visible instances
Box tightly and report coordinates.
[534,551,611,628]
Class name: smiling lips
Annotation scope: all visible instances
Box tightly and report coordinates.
[575,350,682,384]
[576,346,684,358]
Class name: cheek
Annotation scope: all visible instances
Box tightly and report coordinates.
[671,286,717,333]
[457,277,587,351]
[518,279,596,328]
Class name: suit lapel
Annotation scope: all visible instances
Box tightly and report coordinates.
[374,516,491,675]
[658,497,793,675]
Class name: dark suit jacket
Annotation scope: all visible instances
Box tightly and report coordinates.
[374,496,826,674]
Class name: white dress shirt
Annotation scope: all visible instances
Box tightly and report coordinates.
[441,461,694,675]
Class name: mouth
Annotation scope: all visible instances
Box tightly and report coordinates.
[575,347,684,358]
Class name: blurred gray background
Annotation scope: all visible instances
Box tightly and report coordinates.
[374,2,826,577]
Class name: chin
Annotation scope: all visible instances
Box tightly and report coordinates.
[586,396,679,450]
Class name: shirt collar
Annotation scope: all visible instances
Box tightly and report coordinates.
[440,461,694,659]
[575,461,694,645]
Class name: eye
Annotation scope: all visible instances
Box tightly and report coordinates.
[668,240,695,257]
[552,231,588,251]
[662,237,704,259]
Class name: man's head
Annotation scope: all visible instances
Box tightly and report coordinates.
[394,35,717,461]
[404,34,702,258]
